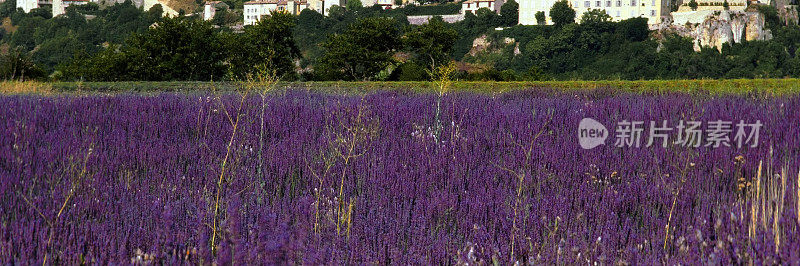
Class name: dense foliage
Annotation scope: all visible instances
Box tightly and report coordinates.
[475,16,800,80]
[2,90,800,263]
[549,0,575,26]
[1,0,800,81]
[1,0,163,76]
[316,17,404,80]
[57,13,298,81]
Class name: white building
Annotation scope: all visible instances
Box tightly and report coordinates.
[16,0,50,13]
[244,0,283,25]
[362,0,395,9]
[204,1,230,20]
[52,0,88,16]
[204,1,219,20]
[519,0,669,25]
[307,0,344,16]
[17,0,180,16]
[286,0,308,15]
[462,0,504,14]
[17,0,89,17]
[244,0,308,25]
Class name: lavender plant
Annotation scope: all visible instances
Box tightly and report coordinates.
[0,90,799,264]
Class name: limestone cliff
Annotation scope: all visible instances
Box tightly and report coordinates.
[660,10,772,51]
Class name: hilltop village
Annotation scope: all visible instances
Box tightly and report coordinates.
[15,0,795,49]
[2,0,799,81]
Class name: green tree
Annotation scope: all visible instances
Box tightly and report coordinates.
[120,17,227,80]
[318,17,402,80]
[29,6,52,19]
[0,46,45,80]
[146,3,164,21]
[688,0,697,10]
[476,7,501,27]
[615,17,649,42]
[59,45,130,81]
[722,0,729,10]
[346,0,363,10]
[550,0,575,26]
[230,11,301,79]
[535,11,546,25]
[0,0,16,17]
[756,4,780,32]
[403,16,458,69]
[500,0,518,26]
[390,61,427,80]
[580,9,611,25]
[212,7,239,26]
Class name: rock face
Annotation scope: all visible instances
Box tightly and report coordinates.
[468,35,518,56]
[469,34,491,56]
[661,10,772,51]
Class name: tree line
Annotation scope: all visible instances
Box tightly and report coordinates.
[1,0,799,81]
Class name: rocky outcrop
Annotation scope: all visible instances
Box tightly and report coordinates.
[468,34,491,56]
[661,10,772,51]
[467,35,517,56]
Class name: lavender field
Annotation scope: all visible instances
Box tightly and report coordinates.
[1,89,800,264]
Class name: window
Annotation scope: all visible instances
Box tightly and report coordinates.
[650,10,655,16]
[596,1,600,6]
[651,0,655,5]
[585,1,589,6]
[630,0,635,5]
[606,1,611,6]
[616,0,621,6]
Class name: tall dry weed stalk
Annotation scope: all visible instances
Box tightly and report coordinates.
[746,159,790,254]
[20,143,94,265]
[306,150,336,234]
[663,154,693,251]
[306,98,378,239]
[331,99,378,238]
[492,109,553,261]
[427,61,457,140]
[251,66,279,195]
[209,78,252,254]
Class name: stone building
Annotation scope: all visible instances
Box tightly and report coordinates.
[244,0,307,25]
[462,0,505,14]
[519,0,670,25]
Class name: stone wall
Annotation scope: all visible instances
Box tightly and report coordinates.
[406,14,465,25]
